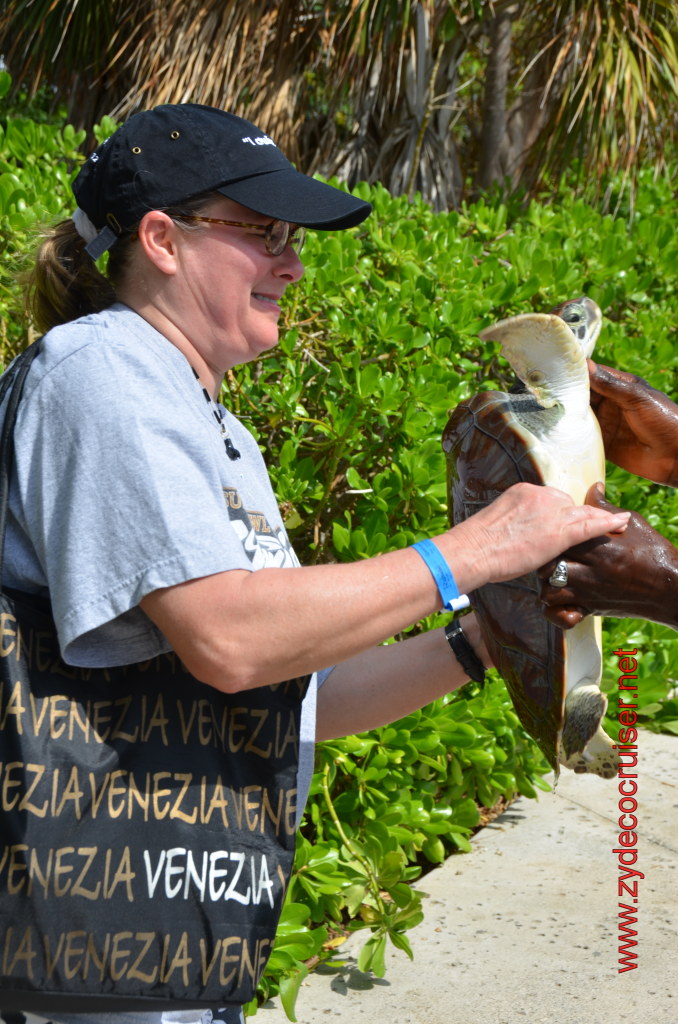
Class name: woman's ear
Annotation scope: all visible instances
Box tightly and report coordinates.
[136,210,180,275]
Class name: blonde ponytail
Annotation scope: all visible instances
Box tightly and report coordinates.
[25,219,117,335]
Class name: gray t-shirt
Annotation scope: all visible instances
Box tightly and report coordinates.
[9,304,299,663]
[1,304,322,1023]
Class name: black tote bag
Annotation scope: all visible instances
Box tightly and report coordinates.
[0,343,309,1012]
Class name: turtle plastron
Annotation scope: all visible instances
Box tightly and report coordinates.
[443,298,619,780]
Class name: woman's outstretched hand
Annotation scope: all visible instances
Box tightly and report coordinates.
[444,480,630,591]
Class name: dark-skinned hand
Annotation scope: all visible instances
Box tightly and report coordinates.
[589,361,678,487]
[539,483,678,630]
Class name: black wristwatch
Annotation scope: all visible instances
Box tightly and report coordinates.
[444,616,486,685]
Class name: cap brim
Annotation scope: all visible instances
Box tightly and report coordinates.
[216,168,371,230]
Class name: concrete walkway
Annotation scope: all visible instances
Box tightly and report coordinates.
[260,731,677,1024]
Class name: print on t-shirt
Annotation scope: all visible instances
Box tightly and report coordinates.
[223,487,298,569]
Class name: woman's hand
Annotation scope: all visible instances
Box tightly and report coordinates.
[539,483,678,629]
[443,480,630,591]
[589,360,678,487]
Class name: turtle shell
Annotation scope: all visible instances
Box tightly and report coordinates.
[443,389,618,779]
[443,391,565,772]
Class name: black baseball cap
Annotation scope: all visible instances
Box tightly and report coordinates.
[73,103,372,257]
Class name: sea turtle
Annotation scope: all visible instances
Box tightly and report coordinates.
[442,296,619,779]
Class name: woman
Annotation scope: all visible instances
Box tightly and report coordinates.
[0,103,629,1024]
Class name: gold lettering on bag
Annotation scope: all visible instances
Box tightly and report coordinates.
[110,931,133,982]
[71,847,100,899]
[102,846,135,900]
[170,772,197,824]
[217,936,240,987]
[28,846,54,897]
[244,708,271,757]
[37,929,159,984]
[159,930,192,985]
[43,931,66,978]
[1,760,24,811]
[127,771,151,819]
[228,706,247,751]
[0,612,18,658]
[3,841,137,904]
[105,769,128,818]
[204,778,230,826]
[274,710,299,759]
[0,763,297,834]
[152,771,172,819]
[198,935,272,988]
[53,765,84,819]
[141,694,170,745]
[3,925,276,991]
[89,771,110,817]
[110,694,137,742]
[7,843,28,894]
[2,681,175,745]
[3,675,298,756]
[176,698,198,743]
[0,680,26,732]
[63,930,87,980]
[126,931,157,983]
[0,844,137,900]
[66,694,90,740]
[82,931,111,981]
[28,690,49,734]
[49,694,69,738]
[0,761,48,816]
[239,936,272,990]
[3,926,37,980]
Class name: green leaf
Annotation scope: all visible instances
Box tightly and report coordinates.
[358,934,387,977]
[278,964,308,1021]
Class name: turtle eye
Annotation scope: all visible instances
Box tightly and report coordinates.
[561,304,584,332]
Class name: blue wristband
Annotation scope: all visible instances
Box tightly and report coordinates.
[412,539,470,613]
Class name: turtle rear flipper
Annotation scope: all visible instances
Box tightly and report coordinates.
[561,686,620,779]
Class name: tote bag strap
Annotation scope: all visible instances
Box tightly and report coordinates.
[0,340,43,591]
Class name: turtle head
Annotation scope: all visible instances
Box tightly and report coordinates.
[480,312,590,408]
[479,297,601,408]
[548,296,602,358]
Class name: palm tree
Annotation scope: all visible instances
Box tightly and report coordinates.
[1,0,676,208]
[475,1,678,203]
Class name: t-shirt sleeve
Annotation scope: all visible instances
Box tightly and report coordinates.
[12,337,253,666]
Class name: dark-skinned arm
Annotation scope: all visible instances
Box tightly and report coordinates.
[540,484,678,630]
[589,360,678,487]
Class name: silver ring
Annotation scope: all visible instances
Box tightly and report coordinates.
[548,560,569,588]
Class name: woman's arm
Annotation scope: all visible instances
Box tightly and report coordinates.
[314,615,487,741]
[141,481,629,693]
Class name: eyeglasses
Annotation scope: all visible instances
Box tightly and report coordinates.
[183,216,305,256]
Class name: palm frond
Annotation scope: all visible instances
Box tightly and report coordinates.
[1,0,677,211]
[515,0,678,199]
